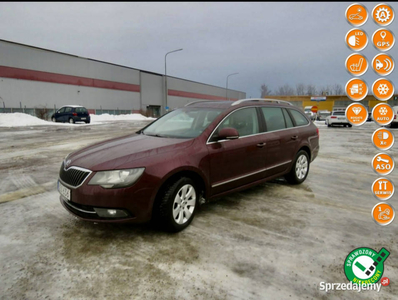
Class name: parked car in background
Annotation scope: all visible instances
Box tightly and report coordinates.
[304,106,316,121]
[58,98,319,232]
[316,110,331,121]
[390,106,398,127]
[325,110,352,127]
[51,105,90,124]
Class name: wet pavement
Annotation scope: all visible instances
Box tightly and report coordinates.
[1,121,398,299]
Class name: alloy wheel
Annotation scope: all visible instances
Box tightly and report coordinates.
[295,154,308,180]
[172,184,196,225]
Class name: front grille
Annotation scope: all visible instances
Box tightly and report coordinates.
[59,162,91,187]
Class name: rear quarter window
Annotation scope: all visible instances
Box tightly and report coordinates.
[289,109,309,126]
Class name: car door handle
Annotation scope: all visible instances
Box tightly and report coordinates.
[256,142,266,148]
[291,136,298,140]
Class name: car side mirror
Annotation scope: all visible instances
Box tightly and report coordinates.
[217,127,239,141]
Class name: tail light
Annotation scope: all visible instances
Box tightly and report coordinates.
[395,115,397,119]
[331,116,337,119]
[316,128,319,137]
[73,113,77,116]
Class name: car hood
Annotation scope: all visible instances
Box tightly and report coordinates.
[67,134,194,171]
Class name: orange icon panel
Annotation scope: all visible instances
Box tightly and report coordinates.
[346,3,368,26]
[346,103,368,126]
[372,28,395,52]
[372,128,395,151]
[372,177,395,201]
[372,202,395,226]
[372,103,394,126]
[372,53,395,76]
[346,28,368,51]
[372,78,394,101]
[372,153,395,176]
[345,78,368,101]
[372,3,395,26]
[346,53,368,76]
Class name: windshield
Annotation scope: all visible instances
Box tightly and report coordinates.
[143,108,222,138]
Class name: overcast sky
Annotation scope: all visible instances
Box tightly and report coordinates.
[0,2,396,97]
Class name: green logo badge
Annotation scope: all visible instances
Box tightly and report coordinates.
[344,247,390,285]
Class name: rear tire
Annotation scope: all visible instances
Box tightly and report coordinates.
[285,150,310,185]
[154,177,197,232]
[348,124,352,127]
[69,118,75,124]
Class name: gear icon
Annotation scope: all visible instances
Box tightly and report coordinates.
[379,107,388,115]
[375,7,391,23]
[377,84,389,95]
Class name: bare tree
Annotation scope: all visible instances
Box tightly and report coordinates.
[319,85,332,96]
[296,83,305,96]
[277,84,294,96]
[332,83,344,95]
[306,84,317,96]
[35,106,49,120]
[260,84,272,97]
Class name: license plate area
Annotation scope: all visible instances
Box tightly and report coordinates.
[58,181,71,201]
[81,117,86,120]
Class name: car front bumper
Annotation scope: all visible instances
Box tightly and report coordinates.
[58,176,156,223]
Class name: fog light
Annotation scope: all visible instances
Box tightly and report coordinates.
[94,208,129,218]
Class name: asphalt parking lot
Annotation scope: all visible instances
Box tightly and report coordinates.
[1,120,398,299]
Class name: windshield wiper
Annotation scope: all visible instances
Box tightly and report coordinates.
[143,132,166,138]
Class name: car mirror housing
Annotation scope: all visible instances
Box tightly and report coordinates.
[217,127,239,141]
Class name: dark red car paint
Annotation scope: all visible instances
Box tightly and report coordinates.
[59,101,319,223]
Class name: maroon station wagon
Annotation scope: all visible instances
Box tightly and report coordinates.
[58,99,319,231]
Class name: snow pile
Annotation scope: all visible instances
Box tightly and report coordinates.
[0,112,155,127]
[90,113,155,122]
[0,113,54,127]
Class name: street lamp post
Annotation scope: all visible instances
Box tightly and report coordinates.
[165,48,183,112]
[226,72,239,100]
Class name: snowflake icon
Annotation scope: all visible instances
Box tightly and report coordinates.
[379,107,388,115]
[377,84,389,95]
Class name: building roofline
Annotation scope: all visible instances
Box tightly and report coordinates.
[0,38,244,94]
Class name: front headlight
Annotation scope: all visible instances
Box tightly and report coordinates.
[88,168,145,189]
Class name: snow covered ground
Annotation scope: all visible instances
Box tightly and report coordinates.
[0,112,155,127]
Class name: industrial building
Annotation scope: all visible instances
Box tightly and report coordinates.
[0,39,246,118]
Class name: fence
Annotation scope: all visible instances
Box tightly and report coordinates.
[0,107,140,120]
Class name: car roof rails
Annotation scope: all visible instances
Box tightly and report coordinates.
[231,98,293,106]
[185,100,216,107]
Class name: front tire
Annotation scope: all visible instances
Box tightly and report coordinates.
[52,117,56,122]
[155,177,197,232]
[285,150,310,184]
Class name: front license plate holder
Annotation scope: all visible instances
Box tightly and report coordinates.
[58,180,71,201]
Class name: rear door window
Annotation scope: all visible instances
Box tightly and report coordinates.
[289,109,310,126]
[64,107,72,113]
[261,107,286,132]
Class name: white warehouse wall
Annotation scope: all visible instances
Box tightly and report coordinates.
[0,39,246,114]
